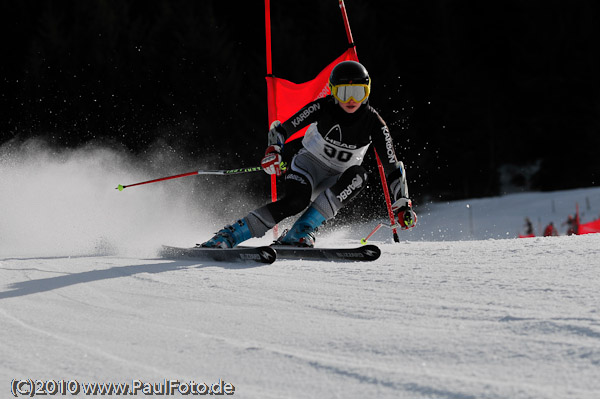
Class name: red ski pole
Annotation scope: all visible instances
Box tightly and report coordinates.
[374,150,400,242]
[115,166,262,191]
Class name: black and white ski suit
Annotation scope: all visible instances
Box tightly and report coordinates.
[244,95,408,238]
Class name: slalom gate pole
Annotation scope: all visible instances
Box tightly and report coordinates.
[115,166,262,191]
[339,1,398,243]
[265,0,279,238]
[339,0,358,59]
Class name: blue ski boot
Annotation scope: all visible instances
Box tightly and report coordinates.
[275,207,326,247]
[200,218,252,248]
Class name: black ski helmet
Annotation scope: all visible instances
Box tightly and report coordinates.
[329,60,370,87]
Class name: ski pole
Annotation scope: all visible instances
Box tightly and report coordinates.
[374,150,400,242]
[116,166,262,191]
[360,221,401,244]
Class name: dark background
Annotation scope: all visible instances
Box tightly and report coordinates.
[2,0,599,204]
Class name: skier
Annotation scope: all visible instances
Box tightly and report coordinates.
[563,215,579,236]
[524,217,534,236]
[201,60,417,248]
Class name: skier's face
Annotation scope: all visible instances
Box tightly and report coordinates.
[339,99,361,113]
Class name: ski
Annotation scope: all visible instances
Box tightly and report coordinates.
[272,244,381,262]
[160,245,277,264]
[159,244,381,263]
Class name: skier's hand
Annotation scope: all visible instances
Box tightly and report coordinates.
[261,145,282,176]
[392,198,417,230]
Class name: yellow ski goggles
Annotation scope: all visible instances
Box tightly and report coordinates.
[330,83,371,103]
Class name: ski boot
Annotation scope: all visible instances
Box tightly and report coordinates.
[274,207,326,247]
[200,218,251,248]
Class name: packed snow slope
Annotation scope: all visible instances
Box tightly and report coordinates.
[1,142,600,398]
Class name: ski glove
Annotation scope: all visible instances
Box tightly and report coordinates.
[391,198,417,230]
[261,145,283,176]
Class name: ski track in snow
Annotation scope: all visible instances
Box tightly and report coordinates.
[1,144,600,398]
[1,235,599,399]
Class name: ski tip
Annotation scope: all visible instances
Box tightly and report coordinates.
[271,244,381,262]
[258,246,277,264]
[236,246,277,264]
[362,244,381,261]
